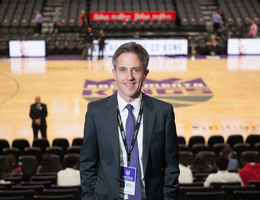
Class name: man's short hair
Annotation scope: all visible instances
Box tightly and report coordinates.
[242,153,256,163]
[112,42,149,71]
[63,154,79,169]
[222,146,232,157]
[216,155,229,170]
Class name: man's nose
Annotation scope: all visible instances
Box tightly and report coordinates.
[127,71,134,80]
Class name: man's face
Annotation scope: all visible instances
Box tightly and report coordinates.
[113,52,149,103]
[35,96,41,104]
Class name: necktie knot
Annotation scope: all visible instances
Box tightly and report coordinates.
[126,104,133,112]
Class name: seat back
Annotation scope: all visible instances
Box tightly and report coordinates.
[52,138,69,152]
[188,136,205,148]
[227,135,243,148]
[186,191,225,200]
[33,139,50,153]
[12,139,30,154]
[18,155,38,175]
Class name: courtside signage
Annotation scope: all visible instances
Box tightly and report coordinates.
[92,39,188,56]
[9,40,46,57]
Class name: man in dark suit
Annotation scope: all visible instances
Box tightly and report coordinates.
[80,42,179,200]
[29,96,47,139]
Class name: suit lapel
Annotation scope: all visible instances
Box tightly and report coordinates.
[105,93,120,176]
[142,94,155,177]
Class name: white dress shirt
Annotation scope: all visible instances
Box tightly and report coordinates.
[179,164,193,183]
[57,167,81,186]
[204,170,243,187]
[117,93,145,199]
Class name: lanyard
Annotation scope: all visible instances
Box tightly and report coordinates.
[117,100,144,165]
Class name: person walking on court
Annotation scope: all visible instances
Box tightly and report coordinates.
[80,42,179,199]
[82,27,94,60]
[98,29,105,59]
[29,96,47,139]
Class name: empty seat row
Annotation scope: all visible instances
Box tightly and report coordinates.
[0,138,83,155]
[178,134,260,148]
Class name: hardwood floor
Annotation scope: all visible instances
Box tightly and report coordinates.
[1,56,260,145]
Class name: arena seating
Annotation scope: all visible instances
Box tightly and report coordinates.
[176,0,206,31]
[0,0,44,34]
[218,0,260,26]
[0,134,260,199]
[0,0,260,56]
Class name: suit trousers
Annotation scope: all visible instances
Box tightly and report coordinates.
[33,124,46,138]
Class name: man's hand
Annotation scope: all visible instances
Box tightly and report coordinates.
[35,119,41,125]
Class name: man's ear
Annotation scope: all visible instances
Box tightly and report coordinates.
[112,68,116,79]
[144,69,149,76]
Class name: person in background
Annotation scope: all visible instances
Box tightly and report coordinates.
[57,154,80,186]
[204,156,242,187]
[179,163,193,183]
[239,153,260,185]
[222,146,239,170]
[234,18,245,38]
[29,96,48,139]
[98,29,105,60]
[34,10,43,34]
[52,10,61,33]
[247,20,258,38]
[206,34,219,56]
[78,10,88,31]
[82,27,94,60]
[22,172,32,182]
[5,154,23,174]
[0,168,11,184]
[212,8,223,33]
[36,154,62,174]
[190,153,212,171]
[222,23,233,39]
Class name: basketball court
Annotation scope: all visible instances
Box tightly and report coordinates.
[1,55,260,144]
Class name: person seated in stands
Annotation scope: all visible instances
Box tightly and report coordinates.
[36,154,62,174]
[222,146,239,170]
[234,18,245,38]
[247,20,258,38]
[206,34,219,56]
[189,153,212,171]
[204,156,242,187]
[179,162,193,183]
[57,154,80,186]
[5,154,23,174]
[222,23,233,39]
[239,153,260,185]
[0,168,11,184]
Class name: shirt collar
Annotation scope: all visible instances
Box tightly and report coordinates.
[117,93,142,113]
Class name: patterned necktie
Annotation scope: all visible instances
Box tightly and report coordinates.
[125,104,141,200]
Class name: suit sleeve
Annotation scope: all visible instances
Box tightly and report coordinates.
[41,104,48,119]
[29,105,36,120]
[80,103,99,200]
[163,106,179,200]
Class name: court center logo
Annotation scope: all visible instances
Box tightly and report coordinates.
[82,78,213,107]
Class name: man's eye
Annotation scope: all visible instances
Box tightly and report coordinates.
[133,68,140,73]
[120,68,126,72]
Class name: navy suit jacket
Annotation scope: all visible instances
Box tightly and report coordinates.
[80,93,179,200]
[29,103,47,127]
